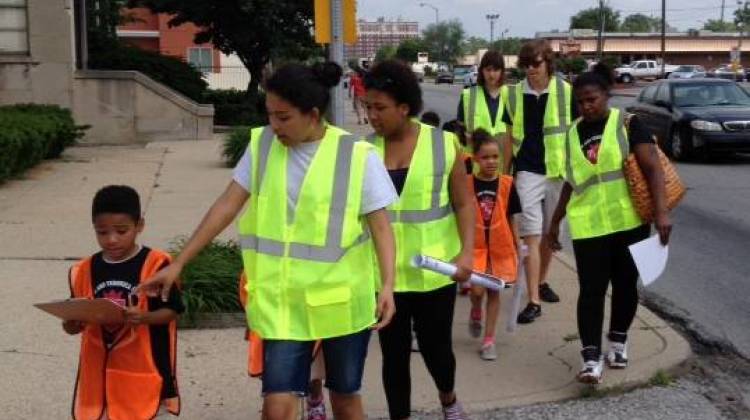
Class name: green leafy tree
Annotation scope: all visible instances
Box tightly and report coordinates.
[375,44,397,62]
[462,36,489,55]
[570,6,620,31]
[129,0,318,99]
[395,38,426,63]
[620,13,660,32]
[422,19,466,64]
[735,5,750,31]
[490,37,524,55]
[703,19,737,32]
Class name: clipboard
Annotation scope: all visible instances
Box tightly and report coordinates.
[34,298,125,324]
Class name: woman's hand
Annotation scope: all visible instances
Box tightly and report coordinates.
[654,211,672,245]
[372,286,396,331]
[546,222,562,252]
[451,252,473,284]
[134,262,183,302]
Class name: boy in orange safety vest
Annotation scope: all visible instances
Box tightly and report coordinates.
[466,130,521,361]
[63,185,183,420]
[239,273,327,420]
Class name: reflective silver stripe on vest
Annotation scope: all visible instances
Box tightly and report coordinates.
[554,77,567,135]
[467,87,477,132]
[242,133,369,263]
[507,85,517,122]
[254,126,275,194]
[566,110,628,195]
[389,204,452,223]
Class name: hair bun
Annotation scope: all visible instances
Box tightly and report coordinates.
[312,62,343,89]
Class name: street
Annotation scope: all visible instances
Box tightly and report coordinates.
[420,82,750,360]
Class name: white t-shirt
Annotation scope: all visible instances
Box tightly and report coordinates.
[232,140,397,220]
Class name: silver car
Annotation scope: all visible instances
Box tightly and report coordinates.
[668,65,706,79]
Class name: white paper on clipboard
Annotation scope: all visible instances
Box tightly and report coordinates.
[628,235,669,286]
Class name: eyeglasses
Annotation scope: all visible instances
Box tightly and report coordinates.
[521,59,545,69]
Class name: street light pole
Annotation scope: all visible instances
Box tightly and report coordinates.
[420,2,439,26]
[486,14,500,44]
[661,0,666,77]
[329,0,345,125]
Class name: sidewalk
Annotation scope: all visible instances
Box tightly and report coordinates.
[0,101,691,419]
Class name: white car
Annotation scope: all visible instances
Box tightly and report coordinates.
[463,71,478,88]
[668,65,707,79]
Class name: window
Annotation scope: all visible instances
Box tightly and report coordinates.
[188,47,213,73]
[0,0,28,54]
[656,83,671,104]
[640,84,658,103]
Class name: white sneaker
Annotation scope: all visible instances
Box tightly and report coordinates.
[577,348,604,384]
[607,340,628,369]
[479,342,497,361]
[442,400,467,420]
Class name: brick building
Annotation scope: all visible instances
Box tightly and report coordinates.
[346,18,419,59]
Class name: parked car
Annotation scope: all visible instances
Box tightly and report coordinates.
[452,66,472,84]
[463,70,478,88]
[626,79,750,160]
[709,64,745,81]
[435,71,453,84]
[668,65,707,79]
[615,60,679,83]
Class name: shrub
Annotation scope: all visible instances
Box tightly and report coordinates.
[223,126,250,167]
[89,42,208,102]
[170,238,244,323]
[202,89,268,127]
[0,105,87,183]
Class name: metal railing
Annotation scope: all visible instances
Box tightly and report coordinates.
[198,65,252,91]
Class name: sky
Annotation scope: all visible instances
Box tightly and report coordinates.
[358,0,740,39]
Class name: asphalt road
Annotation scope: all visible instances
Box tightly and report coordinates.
[421,82,750,360]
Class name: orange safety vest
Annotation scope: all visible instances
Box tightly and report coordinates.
[468,175,518,283]
[69,249,180,420]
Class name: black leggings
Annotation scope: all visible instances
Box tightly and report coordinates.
[572,224,650,351]
[378,283,457,419]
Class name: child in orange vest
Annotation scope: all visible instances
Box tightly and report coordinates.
[63,185,183,420]
[238,273,328,420]
[466,130,521,361]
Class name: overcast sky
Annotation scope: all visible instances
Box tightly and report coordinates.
[358,0,738,38]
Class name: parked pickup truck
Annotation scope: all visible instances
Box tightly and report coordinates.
[614,60,679,83]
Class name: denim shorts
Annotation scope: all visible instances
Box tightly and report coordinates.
[262,328,371,396]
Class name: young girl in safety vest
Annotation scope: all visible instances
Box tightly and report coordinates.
[63,185,182,420]
[466,129,520,361]
[547,64,672,385]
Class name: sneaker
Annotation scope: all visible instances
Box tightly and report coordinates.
[480,342,497,360]
[539,283,560,303]
[516,303,542,324]
[606,340,628,369]
[442,400,467,420]
[306,398,326,420]
[577,347,604,384]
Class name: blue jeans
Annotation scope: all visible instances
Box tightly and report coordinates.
[262,328,371,396]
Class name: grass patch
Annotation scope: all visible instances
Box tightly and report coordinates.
[170,238,243,325]
[579,384,627,399]
[649,369,674,387]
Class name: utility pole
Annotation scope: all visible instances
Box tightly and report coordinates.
[722,0,726,22]
[420,2,439,26]
[329,0,345,125]
[597,0,605,60]
[660,0,666,77]
[486,14,500,43]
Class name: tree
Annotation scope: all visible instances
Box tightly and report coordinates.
[375,44,397,62]
[703,19,737,32]
[422,19,466,64]
[490,37,524,55]
[462,36,489,55]
[130,0,318,99]
[395,38,426,63]
[570,6,620,32]
[620,13,659,32]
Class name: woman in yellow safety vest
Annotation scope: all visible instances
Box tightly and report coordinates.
[364,59,474,420]
[457,49,513,174]
[137,62,398,420]
[547,63,673,385]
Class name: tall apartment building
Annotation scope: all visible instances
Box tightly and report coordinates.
[346,18,419,59]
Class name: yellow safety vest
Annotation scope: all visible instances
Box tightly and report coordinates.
[368,122,461,293]
[564,108,643,240]
[507,76,572,179]
[462,85,509,137]
[238,125,377,340]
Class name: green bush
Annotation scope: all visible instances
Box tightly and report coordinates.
[223,126,250,167]
[0,105,87,183]
[170,238,244,323]
[89,42,207,102]
[202,89,267,127]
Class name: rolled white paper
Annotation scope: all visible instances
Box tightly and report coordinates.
[411,255,506,291]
